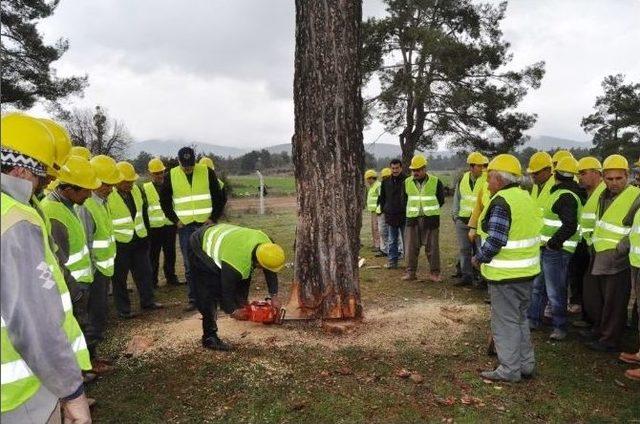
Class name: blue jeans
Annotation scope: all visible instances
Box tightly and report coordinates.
[178,223,200,303]
[387,224,405,263]
[528,247,572,330]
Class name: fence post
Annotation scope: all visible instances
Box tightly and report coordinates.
[256,170,265,215]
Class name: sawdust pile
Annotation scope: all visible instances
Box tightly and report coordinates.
[131,300,484,357]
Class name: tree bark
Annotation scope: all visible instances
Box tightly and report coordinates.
[290,0,364,319]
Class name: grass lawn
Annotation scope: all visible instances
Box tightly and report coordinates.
[90,202,639,423]
[226,171,459,199]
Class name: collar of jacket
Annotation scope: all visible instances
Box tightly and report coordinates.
[0,173,33,204]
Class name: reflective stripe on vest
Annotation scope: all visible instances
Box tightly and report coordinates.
[405,175,440,218]
[107,185,148,243]
[170,165,212,224]
[531,175,555,217]
[580,182,606,245]
[40,197,93,284]
[143,182,172,228]
[592,185,640,253]
[477,187,542,282]
[201,223,272,279]
[540,188,582,253]
[458,172,486,218]
[630,210,640,267]
[1,193,91,413]
[366,181,381,213]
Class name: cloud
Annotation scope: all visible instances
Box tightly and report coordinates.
[33,0,640,149]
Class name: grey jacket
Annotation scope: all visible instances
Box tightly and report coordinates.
[1,174,83,421]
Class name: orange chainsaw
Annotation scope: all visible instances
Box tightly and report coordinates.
[244,301,286,325]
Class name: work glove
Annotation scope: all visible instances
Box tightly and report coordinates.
[62,393,92,424]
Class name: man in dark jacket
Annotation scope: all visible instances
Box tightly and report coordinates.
[378,159,406,269]
[528,157,586,341]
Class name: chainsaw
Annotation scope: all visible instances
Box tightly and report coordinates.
[244,300,286,325]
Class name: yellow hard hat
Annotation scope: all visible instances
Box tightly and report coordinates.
[39,119,72,168]
[555,156,579,174]
[488,154,522,177]
[409,154,427,170]
[577,156,602,172]
[552,150,573,164]
[527,151,553,173]
[256,243,285,273]
[148,157,166,173]
[1,113,56,170]
[198,157,215,170]
[364,169,377,180]
[602,154,629,171]
[70,146,91,161]
[91,155,123,185]
[57,155,101,190]
[116,161,139,182]
[467,152,489,165]
[380,167,392,178]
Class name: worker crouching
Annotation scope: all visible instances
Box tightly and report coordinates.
[188,223,285,350]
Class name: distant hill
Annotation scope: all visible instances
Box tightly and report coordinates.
[128,139,248,158]
[127,135,591,159]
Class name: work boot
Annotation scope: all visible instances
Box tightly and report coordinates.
[183,302,197,312]
[117,311,137,320]
[384,262,398,270]
[454,276,472,287]
[166,276,182,286]
[480,369,521,383]
[401,272,416,281]
[549,329,567,341]
[91,361,114,375]
[428,273,443,283]
[619,351,640,365]
[625,368,640,381]
[202,335,232,351]
[375,251,387,258]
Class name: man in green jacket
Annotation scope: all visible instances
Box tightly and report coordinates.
[188,223,285,351]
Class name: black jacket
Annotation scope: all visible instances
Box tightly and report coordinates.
[379,174,407,227]
[546,178,587,251]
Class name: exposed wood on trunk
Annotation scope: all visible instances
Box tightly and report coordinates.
[289,0,364,319]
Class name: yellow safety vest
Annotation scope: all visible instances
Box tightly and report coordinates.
[107,185,148,243]
[477,187,542,282]
[81,197,117,276]
[580,182,606,245]
[170,165,212,224]
[630,208,640,267]
[592,185,640,252]
[405,175,440,218]
[531,175,555,217]
[540,189,582,253]
[458,172,487,218]
[143,182,172,228]
[366,181,381,213]
[1,193,91,413]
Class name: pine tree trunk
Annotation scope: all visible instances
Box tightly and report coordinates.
[290,0,364,319]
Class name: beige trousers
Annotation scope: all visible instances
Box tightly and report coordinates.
[405,218,440,274]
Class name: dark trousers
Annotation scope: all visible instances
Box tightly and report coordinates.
[568,240,589,305]
[148,225,178,287]
[584,268,632,347]
[188,242,250,339]
[113,238,156,315]
[178,224,200,303]
[85,271,110,357]
[71,283,91,350]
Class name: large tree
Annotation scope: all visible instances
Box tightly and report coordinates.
[289,0,364,319]
[363,0,544,165]
[1,0,87,109]
[581,74,640,159]
[62,106,131,159]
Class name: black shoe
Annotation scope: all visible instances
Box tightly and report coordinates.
[183,302,197,312]
[586,340,617,353]
[118,312,136,319]
[453,278,472,287]
[142,302,164,311]
[374,251,387,258]
[166,277,182,286]
[450,272,462,278]
[202,335,232,351]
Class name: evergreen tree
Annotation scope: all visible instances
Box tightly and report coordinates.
[362,0,545,165]
[581,74,640,160]
[1,0,87,109]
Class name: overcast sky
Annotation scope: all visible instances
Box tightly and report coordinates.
[34,0,640,148]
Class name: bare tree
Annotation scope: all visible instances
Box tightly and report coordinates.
[288,0,364,319]
[62,106,131,159]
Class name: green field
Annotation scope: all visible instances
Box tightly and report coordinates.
[89,202,639,423]
[227,171,458,198]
